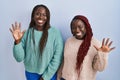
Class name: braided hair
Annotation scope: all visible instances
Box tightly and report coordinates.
[70,15,93,74]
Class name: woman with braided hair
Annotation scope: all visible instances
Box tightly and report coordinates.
[57,15,115,80]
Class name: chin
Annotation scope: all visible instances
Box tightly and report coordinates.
[75,37,82,40]
[75,36,84,40]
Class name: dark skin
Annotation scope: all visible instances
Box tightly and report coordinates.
[33,7,47,31]
[9,6,47,44]
[71,19,115,53]
[9,6,48,80]
[94,38,115,53]
[9,22,25,44]
[40,77,44,80]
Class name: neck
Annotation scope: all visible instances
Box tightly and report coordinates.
[35,26,43,31]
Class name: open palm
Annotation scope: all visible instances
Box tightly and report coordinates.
[10,22,25,41]
[94,38,115,53]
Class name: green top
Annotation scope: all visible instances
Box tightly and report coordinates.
[13,27,64,80]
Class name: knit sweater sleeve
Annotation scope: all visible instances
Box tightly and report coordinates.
[42,29,64,80]
[92,51,108,71]
[13,31,27,62]
[92,37,108,71]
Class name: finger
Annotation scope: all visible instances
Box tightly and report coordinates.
[109,47,115,52]
[17,22,21,29]
[16,23,19,29]
[22,30,26,34]
[15,22,18,29]
[21,30,26,37]
[9,28,13,33]
[105,38,110,45]
[19,23,21,30]
[93,45,99,51]
[102,38,105,46]
[108,41,113,47]
[12,24,15,30]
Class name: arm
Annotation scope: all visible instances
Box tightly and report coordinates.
[92,38,115,71]
[57,59,64,80]
[92,51,108,71]
[10,22,26,62]
[13,37,26,62]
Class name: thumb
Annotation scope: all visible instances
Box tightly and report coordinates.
[22,30,26,34]
[93,45,99,51]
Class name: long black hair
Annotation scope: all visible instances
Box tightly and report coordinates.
[28,4,50,54]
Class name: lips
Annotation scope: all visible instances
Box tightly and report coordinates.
[37,20,44,24]
[76,32,82,36]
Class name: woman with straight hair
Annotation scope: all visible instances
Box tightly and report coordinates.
[10,4,63,80]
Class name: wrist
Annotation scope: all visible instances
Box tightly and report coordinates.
[15,39,21,44]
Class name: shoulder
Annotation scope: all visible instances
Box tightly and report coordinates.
[23,28,33,36]
[66,37,74,41]
[49,27,59,32]
[48,27,61,35]
[24,28,33,33]
[66,36,82,42]
[65,37,75,44]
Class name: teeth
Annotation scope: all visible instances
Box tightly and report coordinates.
[38,20,43,23]
[76,32,82,36]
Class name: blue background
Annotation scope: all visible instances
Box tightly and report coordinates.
[0,0,119,80]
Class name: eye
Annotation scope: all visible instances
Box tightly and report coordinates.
[72,26,76,30]
[42,14,46,16]
[35,12,40,16]
[79,26,83,29]
[34,12,47,17]
[78,25,85,30]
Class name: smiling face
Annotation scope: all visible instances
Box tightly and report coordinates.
[71,19,86,40]
[33,7,47,30]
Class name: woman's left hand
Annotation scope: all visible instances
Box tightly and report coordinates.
[39,77,44,80]
[94,38,115,53]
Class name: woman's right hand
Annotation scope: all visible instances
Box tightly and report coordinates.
[9,22,25,44]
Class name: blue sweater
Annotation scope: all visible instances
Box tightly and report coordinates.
[13,27,64,80]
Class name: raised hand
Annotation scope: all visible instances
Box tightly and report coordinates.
[94,38,115,53]
[9,22,25,44]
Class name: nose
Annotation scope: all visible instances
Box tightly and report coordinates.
[39,14,43,19]
[37,13,44,19]
[76,27,80,32]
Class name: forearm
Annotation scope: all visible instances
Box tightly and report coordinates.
[92,51,108,71]
[57,60,64,80]
[13,42,25,62]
